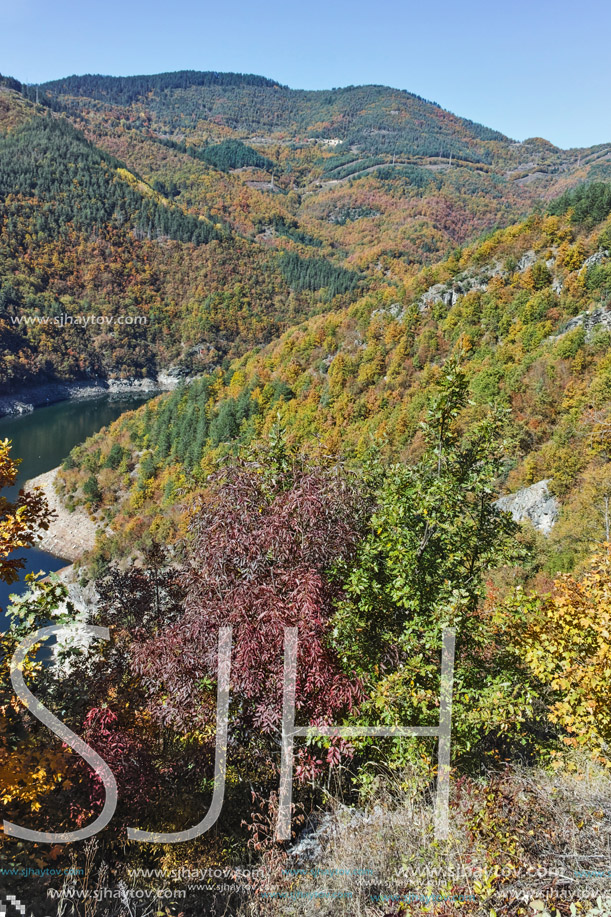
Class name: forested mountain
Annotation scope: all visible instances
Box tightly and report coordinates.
[0,113,222,244]
[1,70,611,394]
[59,181,611,576]
[41,70,506,157]
[36,70,611,267]
[0,85,364,390]
[41,70,283,101]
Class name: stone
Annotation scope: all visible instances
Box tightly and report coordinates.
[495,479,559,535]
[517,250,537,272]
[559,306,611,338]
[580,250,609,272]
[23,467,98,562]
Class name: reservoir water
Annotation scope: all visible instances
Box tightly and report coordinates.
[0,394,153,622]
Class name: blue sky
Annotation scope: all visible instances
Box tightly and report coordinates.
[1,0,609,149]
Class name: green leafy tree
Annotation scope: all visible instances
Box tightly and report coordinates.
[82,474,102,506]
[103,443,125,470]
[331,361,539,764]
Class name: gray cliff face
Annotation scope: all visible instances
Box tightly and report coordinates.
[560,305,611,338]
[414,252,540,316]
[495,479,559,535]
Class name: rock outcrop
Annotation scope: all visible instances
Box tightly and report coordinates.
[417,262,505,314]
[580,249,609,272]
[560,305,611,338]
[495,479,559,535]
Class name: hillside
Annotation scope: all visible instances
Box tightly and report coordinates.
[38,71,611,267]
[2,72,611,398]
[58,181,611,576]
[0,84,363,393]
[40,70,508,156]
[5,70,611,915]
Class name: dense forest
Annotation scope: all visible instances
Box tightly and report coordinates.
[57,182,611,578]
[0,87,367,390]
[39,72,506,159]
[278,251,361,295]
[2,71,610,394]
[41,69,284,101]
[0,115,222,244]
[157,135,275,173]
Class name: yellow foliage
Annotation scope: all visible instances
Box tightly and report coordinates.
[0,439,54,591]
[557,240,587,272]
[227,369,247,396]
[523,550,611,764]
[0,732,68,810]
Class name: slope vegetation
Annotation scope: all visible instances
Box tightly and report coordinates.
[0,86,362,391]
[59,182,611,573]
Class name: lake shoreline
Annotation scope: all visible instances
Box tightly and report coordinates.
[0,394,159,620]
[24,467,98,562]
[0,373,184,419]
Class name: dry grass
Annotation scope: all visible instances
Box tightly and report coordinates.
[23,761,611,916]
[236,759,611,917]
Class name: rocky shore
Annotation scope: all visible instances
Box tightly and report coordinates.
[0,372,185,418]
[23,467,98,562]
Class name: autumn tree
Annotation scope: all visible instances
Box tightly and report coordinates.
[0,576,79,881]
[520,549,611,765]
[0,438,54,594]
[129,451,369,802]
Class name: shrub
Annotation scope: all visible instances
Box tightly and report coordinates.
[520,550,611,765]
[82,473,102,505]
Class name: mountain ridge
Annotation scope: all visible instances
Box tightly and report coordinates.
[2,71,611,403]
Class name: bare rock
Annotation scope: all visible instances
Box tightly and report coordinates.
[495,479,559,535]
[557,305,611,339]
[580,250,609,272]
[517,250,537,272]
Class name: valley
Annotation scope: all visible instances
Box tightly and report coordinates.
[0,393,153,618]
[1,66,611,916]
[2,71,611,400]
